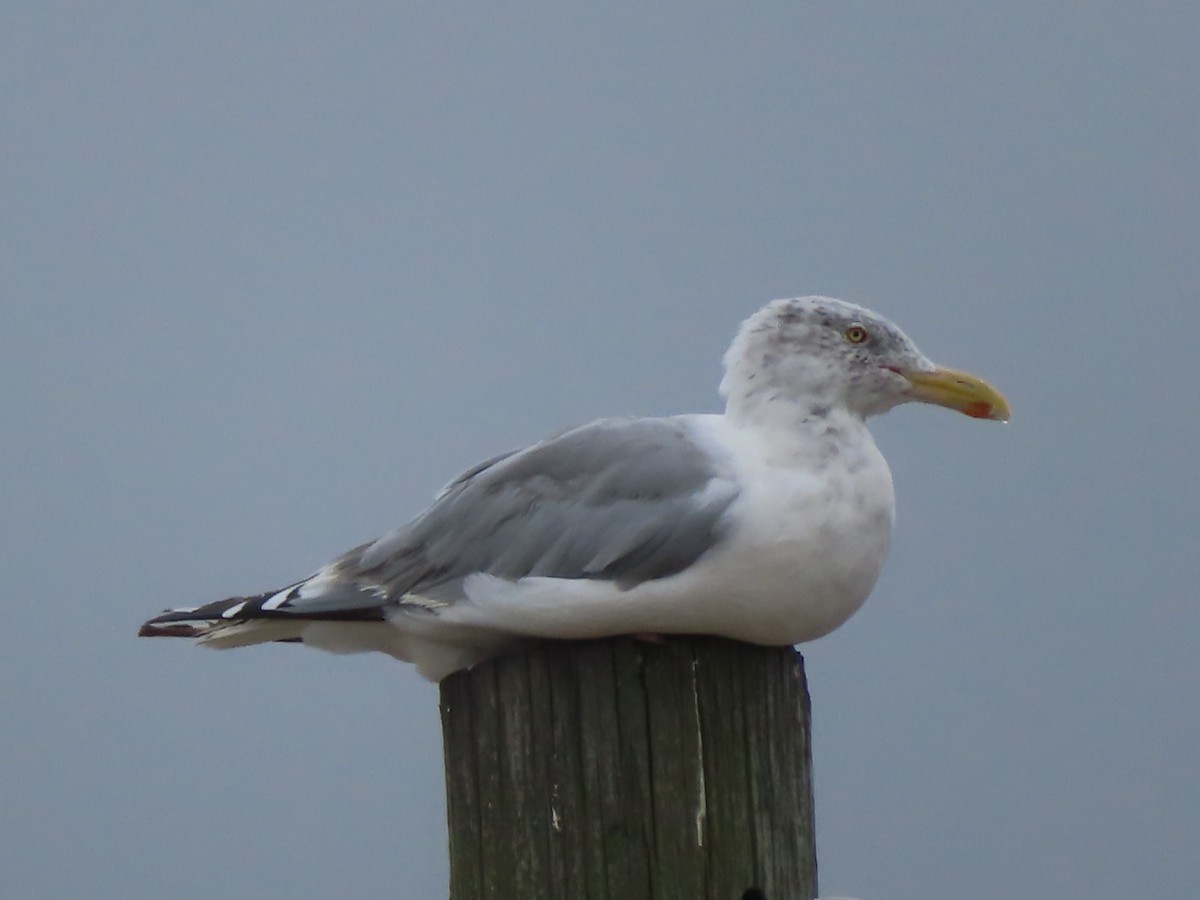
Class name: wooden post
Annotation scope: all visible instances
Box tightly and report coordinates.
[439,636,818,900]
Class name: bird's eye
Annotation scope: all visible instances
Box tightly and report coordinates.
[844,324,869,344]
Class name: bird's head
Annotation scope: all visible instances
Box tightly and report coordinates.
[721,296,1010,424]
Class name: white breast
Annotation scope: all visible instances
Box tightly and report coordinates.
[697,420,896,644]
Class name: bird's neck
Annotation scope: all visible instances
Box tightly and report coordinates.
[724,380,861,432]
[724,389,873,469]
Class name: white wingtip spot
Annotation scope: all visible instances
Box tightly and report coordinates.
[261,589,293,611]
[221,601,247,619]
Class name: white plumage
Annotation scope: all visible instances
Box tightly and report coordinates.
[141,296,1008,680]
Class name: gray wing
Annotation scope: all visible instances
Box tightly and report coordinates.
[338,416,739,607]
[149,417,741,629]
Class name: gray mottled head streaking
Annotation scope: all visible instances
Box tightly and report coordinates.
[721,296,1010,423]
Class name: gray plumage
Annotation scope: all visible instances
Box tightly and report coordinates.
[144,417,738,628]
[330,417,738,602]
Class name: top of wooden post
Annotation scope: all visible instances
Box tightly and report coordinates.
[440,636,817,900]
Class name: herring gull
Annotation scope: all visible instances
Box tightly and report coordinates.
[140,296,1009,680]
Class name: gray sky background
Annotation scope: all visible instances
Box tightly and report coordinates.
[3,3,1197,899]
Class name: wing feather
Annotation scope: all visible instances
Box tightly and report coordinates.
[349,416,739,603]
[148,416,740,632]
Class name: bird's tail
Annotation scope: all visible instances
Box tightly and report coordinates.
[138,581,391,650]
[138,591,305,647]
[140,583,513,678]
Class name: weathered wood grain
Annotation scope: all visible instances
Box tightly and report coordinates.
[440,637,817,899]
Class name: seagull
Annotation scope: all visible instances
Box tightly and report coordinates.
[140,296,1009,680]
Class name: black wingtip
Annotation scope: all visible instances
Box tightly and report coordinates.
[137,595,257,638]
[138,586,389,641]
[138,621,205,638]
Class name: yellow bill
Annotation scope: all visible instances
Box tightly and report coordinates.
[899,366,1011,421]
